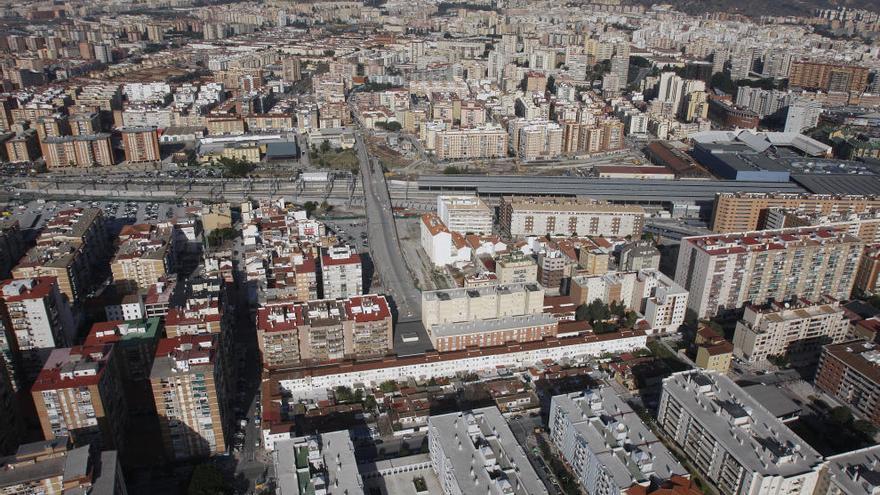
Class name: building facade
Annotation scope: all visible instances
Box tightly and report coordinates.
[500,196,645,238]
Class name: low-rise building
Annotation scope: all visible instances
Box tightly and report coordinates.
[495,252,538,284]
[273,431,363,495]
[694,327,733,373]
[420,214,471,267]
[0,438,126,494]
[500,196,645,238]
[421,282,544,330]
[816,444,880,495]
[430,313,558,352]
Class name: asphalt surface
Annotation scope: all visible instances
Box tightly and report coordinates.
[355,132,422,322]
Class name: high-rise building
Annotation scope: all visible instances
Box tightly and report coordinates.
[13,208,109,303]
[150,334,230,460]
[110,223,175,295]
[0,219,24,279]
[789,61,869,93]
[784,99,822,134]
[549,388,687,494]
[120,127,160,163]
[517,121,563,161]
[436,195,493,235]
[85,318,160,413]
[41,134,115,168]
[428,407,548,495]
[608,41,630,93]
[0,356,21,455]
[732,297,849,367]
[711,192,880,233]
[256,295,393,369]
[499,196,645,238]
[0,277,76,391]
[815,340,880,427]
[658,370,824,495]
[675,226,863,318]
[320,245,362,299]
[0,437,126,494]
[433,124,508,160]
[31,345,127,451]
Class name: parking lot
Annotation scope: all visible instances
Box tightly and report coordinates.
[3,198,194,233]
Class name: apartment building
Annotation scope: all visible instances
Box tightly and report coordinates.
[436,195,493,234]
[619,240,661,271]
[433,124,508,160]
[85,318,160,413]
[421,282,544,330]
[6,129,40,163]
[110,223,176,295]
[41,134,114,168]
[0,438,126,494]
[855,244,880,294]
[0,277,75,391]
[150,334,230,460]
[675,226,863,318]
[710,192,880,233]
[732,297,849,367]
[0,219,24,279]
[495,252,538,284]
[789,61,869,93]
[570,269,688,335]
[500,196,645,238]
[428,407,548,495]
[658,370,824,495]
[320,245,362,299]
[516,121,563,161]
[764,208,880,244]
[420,213,471,267]
[549,388,686,494]
[0,357,21,455]
[120,126,161,163]
[273,431,363,495]
[815,445,880,495]
[13,207,109,303]
[431,313,558,352]
[256,295,393,369]
[164,299,224,337]
[30,345,127,451]
[815,340,880,427]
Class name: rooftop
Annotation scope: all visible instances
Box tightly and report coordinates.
[431,313,557,338]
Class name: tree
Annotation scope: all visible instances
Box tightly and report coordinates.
[376,121,402,131]
[379,380,398,393]
[303,201,318,217]
[829,406,853,426]
[710,72,736,94]
[216,157,255,178]
[207,227,237,247]
[334,386,354,403]
[188,464,229,495]
[319,139,332,154]
[364,395,378,411]
[443,165,464,174]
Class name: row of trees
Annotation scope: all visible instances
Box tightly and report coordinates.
[575,299,640,334]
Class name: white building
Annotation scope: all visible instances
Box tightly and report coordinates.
[816,445,880,495]
[274,431,364,495]
[658,370,825,495]
[428,407,548,495]
[784,99,822,134]
[123,82,172,104]
[436,196,494,235]
[105,295,146,321]
[420,214,472,267]
[320,245,362,299]
[549,388,687,494]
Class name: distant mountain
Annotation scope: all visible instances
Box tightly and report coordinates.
[631,0,878,17]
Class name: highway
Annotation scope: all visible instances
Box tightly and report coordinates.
[355,132,422,321]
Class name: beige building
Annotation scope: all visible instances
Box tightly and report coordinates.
[693,327,733,373]
[732,297,849,367]
[499,196,645,238]
[436,195,493,234]
[150,334,230,460]
[41,134,114,168]
[431,313,558,352]
[206,116,246,136]
[517,121,563,161]
[121,126,160,163]
[110,223,175,294]
[421,282,544,330]
[765,207,880,244]
[256,295,393,369]
[496,252,538,284]
[676,226,864,318]
[433,125,508,160]
[710,192,880,233]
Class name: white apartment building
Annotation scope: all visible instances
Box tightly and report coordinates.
[276,330,648,392]
[732,297,848,367]
[421,282,545,330]
[675,226,863,318]
[570,269,688,335]
[320,245,362,299]
[550,388,687,494]
[658,371,825,495]
[123,82,172,104]
[500,196,645,238]
[433,124,508,161]
[436,195,494,235]
[815,445,880,495]
[429,407,548,495]
[420,213,471,267]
